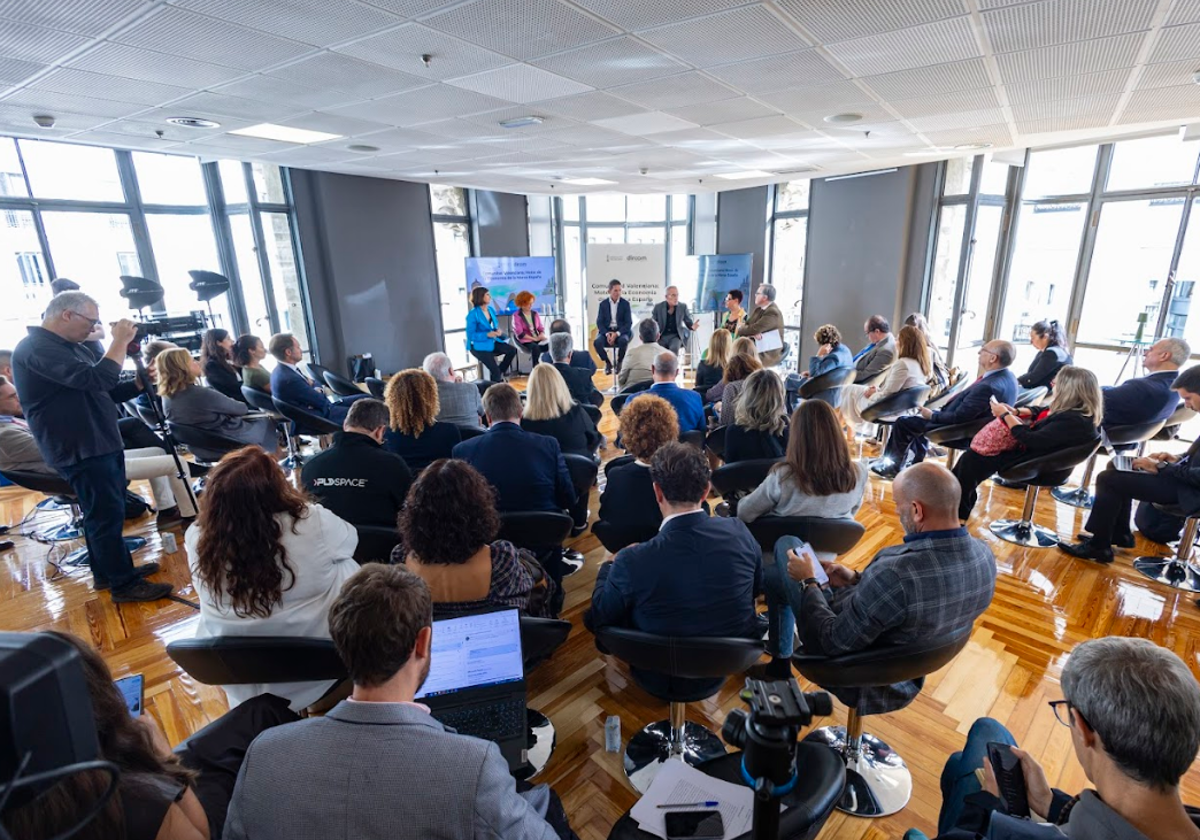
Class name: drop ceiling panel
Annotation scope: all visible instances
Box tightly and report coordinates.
[922,123,1013,146]
[1150,22,1200,63]
[1,88,145,119]
[907,106,1008,132]
[280,112,396,136]
[35,68,194,108]
[259,144,362,166]
[167,91,307,122]
[860,58,991,100]
[665,97,781,126]
[68,43,246,87]
[994,32,1146,82]
[447,64,591,103]
[567,0,748,30]
[0,0,150,36]
[212,75,350,112]
[113,7,315,70]
[70,130,181,151]
[531,37,686,88]
[709,115,812,140]
[169,0,403,47]
[982,0,1159,54]
[264,53,430,99]
[592,111,700,135]
[1006,69,1132,104]
[703,50,846,95]
[637,6,812,68]
[343,125,445,152]
[91,118,217,143]
[890,86,1001,118]
[826,16,981,76]
[1166,0,1200,26]
[0,57,44,86]
[333,24,510,80]
[1136,59,1200,90]
[775,0,968,43]
[757,79,877,113]
[328,84,510,127]
[1011,93,1122,122]
[0,106,109,133]
[1122,84,1200,112]
[607,72,739,110]
[0,20,92,63]
[533,90,648,120]
[423,0,619,60]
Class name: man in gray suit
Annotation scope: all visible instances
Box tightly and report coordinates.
[424,351,485,429]
[854,314,896,383]
[224,564,572,840]
[651,285,696,357]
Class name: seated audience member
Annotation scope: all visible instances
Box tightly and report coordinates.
[234,334,271,393]
[1018,319,1072,392]
[695,328,732,396]
[905,312,950,392]
[223,564,573,840]
[632,351,706,434]
[549,332,603,407]
[906,637,1200,840]
[716,351,766,427]
[0,376,196,528]
[1100,336,1189,430]
[594,395,679,551]
[842,325,932,429]
[618,318,666,390]
[738,400,868,531]
[395,459,557,617]
[803,323,853,379]
[721,288,746,334]
[1058,365,1200,563]
[854,315,896,383]
[736,284,785,367]
[0,348,10,381]
[706,340,762,406]
[521,363,602,456]
[423,351,484,429]
[540,318,597,371]
[268,332,359,423]
[754,463,996,708]
[187,447,360,712]
[453,383,574,514]
[953,366,1102,522]
[157,348,277,457]
[725,368,789,463]
[382,369,462,472]
[874,340,1018,479]
[301,399,412,528]
[651,285,696,356]
[201,327,245,403]
[586,442,762,697]
[512,290,549,366]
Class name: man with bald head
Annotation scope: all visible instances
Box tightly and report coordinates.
[753,462,996,714]
[874,339,1019,480]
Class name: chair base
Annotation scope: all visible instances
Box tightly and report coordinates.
[560,549,584,577]
[989,518,1058,548]
[805,725,911,817]
[1051,486,1094,509]
[624,720,726,794]
[1133,556,1200,592]
[520,708,556,780]
[63,536,148,567]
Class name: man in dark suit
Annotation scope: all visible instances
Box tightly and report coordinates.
[451,383,574,513]
[759,462,996,714]
[855,315,896,383]
[549,333,602,407]
[630,351,706,434]
[585,442,762,698]
[873,340,1019,479]
[268,333,362,424]
[651,286,696,357]
[1059,366,1200,564]
[1100,336,1188,431]
[540,319,597,371]
[594,280,632,375]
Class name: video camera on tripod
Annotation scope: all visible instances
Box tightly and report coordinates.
[118,275,212,355]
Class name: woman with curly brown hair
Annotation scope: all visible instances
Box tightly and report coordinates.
[804,323,854,379]
[186,446,360,712]
[382,368,461,472]
[592,395,679,552]
[393,458,557,618]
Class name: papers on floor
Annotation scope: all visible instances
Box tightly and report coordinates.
[755,330,783,353]
[629,759,759,839]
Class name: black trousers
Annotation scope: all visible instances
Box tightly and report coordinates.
[472,344,516,381]
[520,341,549,367]
[57,451,137,591]
[882,415,935,467]
[1084,463,1184,546]
[119,416,170,454]
[952,449,1025,520]
[593,334,628,368]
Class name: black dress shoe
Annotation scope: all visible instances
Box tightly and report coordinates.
[1075,531,1134,549]
[745,659,794,681]
[94,562,162,591]
[110,581,173,603]
[870,462,899,480]
[1057,538,1115,564]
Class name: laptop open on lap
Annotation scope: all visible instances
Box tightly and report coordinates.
[416,609,529,772]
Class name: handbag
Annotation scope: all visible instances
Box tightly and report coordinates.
[970,417,1021,456]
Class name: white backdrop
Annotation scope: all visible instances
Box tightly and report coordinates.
[585,243,666,352]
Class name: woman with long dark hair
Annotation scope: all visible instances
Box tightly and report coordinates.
[186,447,360,711]
[233,334,270,393]
[1019,319,1072,392]
[200,328,244,403]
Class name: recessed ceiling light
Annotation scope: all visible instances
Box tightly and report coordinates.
[166,116,220,129]
[953,142,993,150]
[824,113,863,124]
[229,123,341,144]
[563,177,617,185]
[715,170,772,180]
[499,115,544,129]
[347,144,380,152]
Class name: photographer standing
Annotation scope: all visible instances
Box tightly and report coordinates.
[12,291,172,602]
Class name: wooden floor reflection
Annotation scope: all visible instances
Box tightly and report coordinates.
[2,382,1198,840]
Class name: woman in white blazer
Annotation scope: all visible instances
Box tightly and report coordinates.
[841,325,931,430]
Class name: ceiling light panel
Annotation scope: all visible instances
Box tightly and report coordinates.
[776,0,968,43]
[230,122,342,143]
[994,31,1145,83]
[68,43,245,87]
[265,53,430,99]
[332,24,511,80]
[637,6,812,67]
[113,7,314,70]
[446,64,592,103]
[703,49,846,95]
[423,0,619,61]
[981,0,1159,54]
[171,0,403,47]
[607,72,739,110]
[860,58,991,100]
[531,37,686,89]
[827,16,980,76]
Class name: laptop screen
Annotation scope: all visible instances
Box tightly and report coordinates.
[415,609,524,700]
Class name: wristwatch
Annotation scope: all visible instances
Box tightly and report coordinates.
[800,577,822,591]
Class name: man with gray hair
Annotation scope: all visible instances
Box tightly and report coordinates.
[915,636,1200,839]
[549,333,602,407]
[736,283,785,366]
[421,351,484,429]
[630,350,706,433]
[651,286,697,356]
[1098,336,1190,433]
[617,318,666,390]
[12,291,172,602]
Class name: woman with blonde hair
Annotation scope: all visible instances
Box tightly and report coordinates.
[158,347,277,458]
[841,324,932,429]
[804,323,853,378]
[521,363,601,455]
[694,328,732,395]
[511,289,549,368]
[725,369,789,463]
[952,364,1102,521]
[382,368,461,471]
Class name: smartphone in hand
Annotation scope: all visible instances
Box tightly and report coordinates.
[987,742,1030,818]
[115,674,145,718]
[794,541,828,586]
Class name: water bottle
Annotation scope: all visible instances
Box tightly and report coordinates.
[605,715,621,752]
[161,532,178,554]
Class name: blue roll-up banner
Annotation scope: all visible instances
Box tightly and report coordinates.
[695,254,753,312]
[465,256,557,315]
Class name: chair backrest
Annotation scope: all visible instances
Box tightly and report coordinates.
[617,379,653,397]
[924,375,969,410]
[705,425,727,460]
[353,524,400,564]
[563,452,599,498]
[924,416,992,446]
[305,361,334,386]
[580,403,602,426]
[711,458,779,497]
[594,627,763,682]
[860,385,931,423]
[745,515,865,556]
[271,396,342,435]
[457,424,486,441]
[792,627,971,689]
[611,394,631,416]
[680,429,705,449]
[520,615,571,670]
[241,386,277,414]
[165,636,348,685]
[0,469,74,498]
[167,422,248,459]
[365,376,386,399]
[798,366,857,399]
[497,511,574,550]
[1107,419,1167,446]
[322,369,364,398]
[856,368,888,388]
[1014,386,1047,408]
[997,438,1102,487]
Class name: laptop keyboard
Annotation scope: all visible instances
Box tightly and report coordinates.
[434,698,526,741]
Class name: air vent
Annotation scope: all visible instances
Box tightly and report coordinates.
[771,166,819,175]
[165,117,220,129]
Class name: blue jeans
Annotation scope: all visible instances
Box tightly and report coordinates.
[762,536,809,658]
[58,451,138,592]
[937,717,1017,835]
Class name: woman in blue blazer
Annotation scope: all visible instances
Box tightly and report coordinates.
[806,323,854,378]
[466,287,516,382]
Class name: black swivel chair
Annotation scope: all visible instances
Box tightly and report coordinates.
[563,453,600,573]
[167,422,248,465]
[519,615,572,777]
[241,386,299,469]
[680,429,705,449]
[924,374,970,412]
[1014,386,1048,408]
[989,440,1102,547]
[1052,419,1167,508]
[1134,504,1200,592]
[793,629,972,817]
[924,416,993,471]
[271,396,342,436]
[611,380,653,417]
[1152,403,1197,442]
[594,627,764,793]
[498,510,575,593]
[365,376,386,398]
[705,425,727,461]
[322,369,364,398]
[304,361,336,390]
[859,385,931,451]
[745,516,865,557]
[581,403,602,428]
[457,425,486,441]
[711,458,780,517]
[798,366,857,408]
[353,524,401,564]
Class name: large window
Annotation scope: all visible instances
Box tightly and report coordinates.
[768,181,809,329]
[430,184,473,368]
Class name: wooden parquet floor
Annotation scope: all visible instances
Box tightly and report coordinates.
[3,371,1200,840]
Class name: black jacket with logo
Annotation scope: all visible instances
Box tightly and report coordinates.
[300,431,412,528]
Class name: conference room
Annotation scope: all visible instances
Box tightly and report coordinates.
[3,2,1200,839]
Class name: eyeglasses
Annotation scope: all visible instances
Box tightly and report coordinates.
[68,310,102,328]
[1048,699,1089,729]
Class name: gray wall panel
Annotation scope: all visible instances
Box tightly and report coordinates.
[716,185,767,288]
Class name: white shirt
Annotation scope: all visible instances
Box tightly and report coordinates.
[658,508,705,531]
